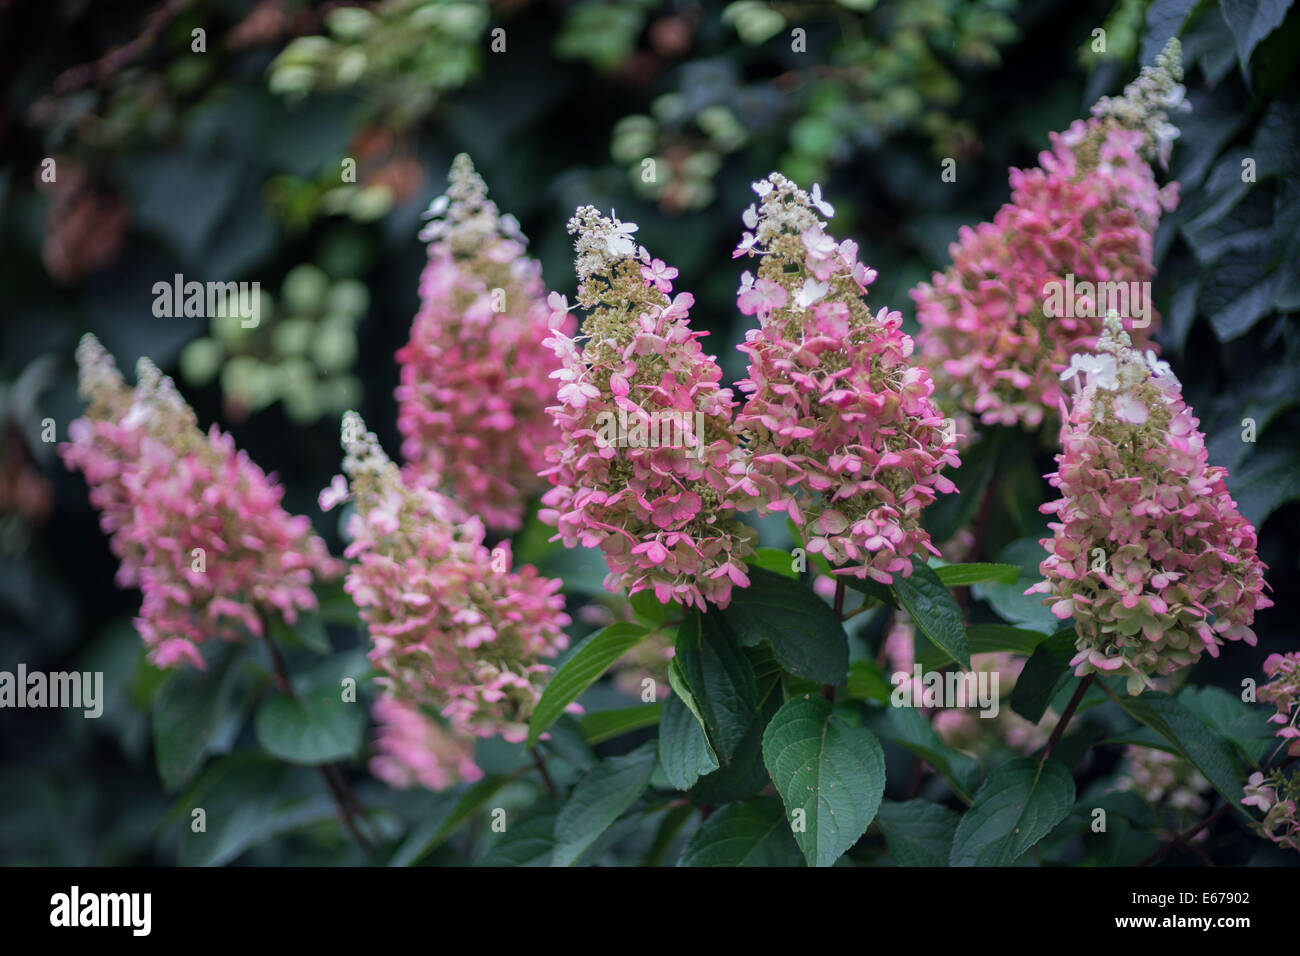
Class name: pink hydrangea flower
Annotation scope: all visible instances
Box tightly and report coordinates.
[1114,746,1211,817]
[730,174,960,584]
[1260,652,1300,756]
[61,335,342,670]
[370,697,483,792]
[337,412,569,777]
[911,40,1187,431]
[1027,315,1272,695]
[1242,770,1300,852]
[394,154,573,532]
[539,206,756,610]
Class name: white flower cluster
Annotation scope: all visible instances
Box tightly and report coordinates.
[566,205,643,280]
[418,153,524,250]
[1060,313,1181,424]
[1091,37,1190,168]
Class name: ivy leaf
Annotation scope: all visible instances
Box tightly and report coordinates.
[677,797,804,866]
[553,742,658,866]
[892,559,970,670]
[949,758,1076,866]
[761,694,887,867]
[876,799,960,867]
[526,622,650,746]
[718,567,849,684]
[673,610,758,765]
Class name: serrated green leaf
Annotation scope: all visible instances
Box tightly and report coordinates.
[579,702,663,745]
[949,758,1075,866]
[553,741,658,866]
[1010,628,1079,724]
[254,685,363,766]
[527,622,650,746]
[876,799,960,867]
[762,694,886,867]
[390,776,513,866]
[866,704,981,802]
[1104,689,1246,813]
[476,801,559,867]
[933,562,1020,587]
[678,796,804,866]
[892,559,970,670]
[152,645,242,792]
[718,567,849,684]
[673,611,758,764]
[658,692,719,790]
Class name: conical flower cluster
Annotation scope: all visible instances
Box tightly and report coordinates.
[731,174,960,583]
[329,412,569,787]
[1028,315,1272,694]
[62,334,341,670]
[539,207,755,609]
[912,40,1187,431]
[395,154,570,531]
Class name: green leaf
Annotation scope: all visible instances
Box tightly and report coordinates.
[1010,628,1079,724]
[173,753,338,867]
[949,758,1076,866]
[152,645,242,792]
[971,537,1061,635]
[673,611,758,764]
[918,623,1049,671]
[658,692,719,790]
[644,804,696,866]
[254,684,364,765]
[846,659,894,704]
[390,777,512,866]
[629,590,678,628]
[892,559,970,670]
[750,546,800,579]
[526,622,650,746]
[578,702,663,745]
[761,694,887,867]
[269,612,331,655]
[718,567,849,684]
[1219,0,1293,70]
[933,563,1020,587]
[553,741,658,866]
[866,705,981,803]
[1178,685,1274,765]
[876,799,960,867]
[1104,689,1246,812]
[476,801,559,867]
[678,796,804,866]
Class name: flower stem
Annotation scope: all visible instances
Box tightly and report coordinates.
[1135,802,1230,866]
[530,748,557,798]
[259,629,374,853]
[1038,674,1094,765]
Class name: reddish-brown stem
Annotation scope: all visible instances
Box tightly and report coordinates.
[1038,674,1094,765]
[530,748,557,798]
[1135,802,1230,867]
[259,630,373,852]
